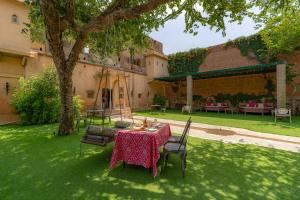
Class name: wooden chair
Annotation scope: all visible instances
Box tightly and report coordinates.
[275,108,292,123]
[161,118,192,177]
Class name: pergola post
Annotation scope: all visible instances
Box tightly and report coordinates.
[276,63,286,108]
[186,75,193,109]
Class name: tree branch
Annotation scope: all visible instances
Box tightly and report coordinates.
[60,0,80,32]
[66,0,172,71]
[82,0,173,33]
[65,0,129,70]
[39,0,66,69]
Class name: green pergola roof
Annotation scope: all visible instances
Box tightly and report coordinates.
[155,62,282,82]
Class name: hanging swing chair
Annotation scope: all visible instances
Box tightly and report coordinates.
[80,67,134,153]
[80,21,134,152]
[80,19,134,153]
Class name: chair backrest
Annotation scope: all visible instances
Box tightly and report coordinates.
[178,117,192,151]
[276,108,290,115]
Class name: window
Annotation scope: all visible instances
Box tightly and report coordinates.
[86,90,95,98]
[83,47,89,54]
[157,61,159,66]
[138,93,142,98]
[11,14,18,23]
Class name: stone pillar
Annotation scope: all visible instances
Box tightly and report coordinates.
[276,64,286,108]
[186,75,193,108]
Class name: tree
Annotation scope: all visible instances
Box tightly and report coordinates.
[261,11,300,54]
[254,0,300,53]
[24,0,285,135]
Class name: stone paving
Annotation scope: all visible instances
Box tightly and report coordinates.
[114,115,300,153]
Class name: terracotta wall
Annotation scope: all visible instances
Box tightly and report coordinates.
[278,53,300,97]
[193,73,276,97]
[199,45,259,72]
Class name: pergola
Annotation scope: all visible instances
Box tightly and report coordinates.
[155,62,287,109]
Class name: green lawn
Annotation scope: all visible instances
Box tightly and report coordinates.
[1,124,300,200]
[135,110,300,137]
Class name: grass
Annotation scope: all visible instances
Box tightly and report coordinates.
[1,123,300,200]
[135,110,300,137]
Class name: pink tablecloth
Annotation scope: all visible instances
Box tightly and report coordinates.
[110,124,171,176]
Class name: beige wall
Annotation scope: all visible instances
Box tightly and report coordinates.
[0,0,31,54]
[24,52,152,111]
[145,54,169,78]
[0,55,25,115]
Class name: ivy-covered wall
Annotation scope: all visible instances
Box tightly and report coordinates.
[168,48,207,75]
[225,34,277,63]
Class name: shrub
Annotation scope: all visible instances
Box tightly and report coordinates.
[73,95,83,118]
[11,68,82,125]
[152,94,166,107]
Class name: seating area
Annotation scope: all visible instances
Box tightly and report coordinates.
[239,102,274,115]
[205,102,229,112]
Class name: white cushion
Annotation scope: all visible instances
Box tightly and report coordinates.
[257,103,264,108]
[277,108,289,115]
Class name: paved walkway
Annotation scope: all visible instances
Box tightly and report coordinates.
[114,115,300,153]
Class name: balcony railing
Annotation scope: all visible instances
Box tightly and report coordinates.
[119,61,146,74]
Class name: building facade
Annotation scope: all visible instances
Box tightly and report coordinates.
[0,0,169,123]
[1,0,300,124]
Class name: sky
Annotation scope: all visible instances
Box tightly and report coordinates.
[149,15,259,55]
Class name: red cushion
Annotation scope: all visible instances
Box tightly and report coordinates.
[207,102,212,106]
[249,102,256,107]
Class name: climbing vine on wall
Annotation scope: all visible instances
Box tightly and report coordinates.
[168,48,208,75]
[225,34,276,63]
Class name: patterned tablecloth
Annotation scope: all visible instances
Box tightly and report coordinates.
[110,124,171,176]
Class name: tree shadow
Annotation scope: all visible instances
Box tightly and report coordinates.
[1,124,300,200]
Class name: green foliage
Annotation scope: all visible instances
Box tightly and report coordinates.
[152,94,166,107]
[264,78,275,98]
[286,64,298,83]
[226,34,276,63]
[11,68,82,125]
[11,68,60,125]
[193,95,204,102]
[73,95,83,118]
[168,48,207,75]
[23,0,268,60]
[260,11,300,54]
[213,93,266,106]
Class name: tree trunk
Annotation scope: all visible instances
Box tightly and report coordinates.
[57,69,74,135]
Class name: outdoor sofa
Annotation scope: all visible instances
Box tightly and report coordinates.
[205,102,229,112]
[239,102,273,115]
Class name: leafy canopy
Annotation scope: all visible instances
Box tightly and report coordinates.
[252,0,300,54]
[23,0,277,58]
[261,11,300,54]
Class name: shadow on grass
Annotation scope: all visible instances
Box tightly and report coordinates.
[1,124,300,199]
